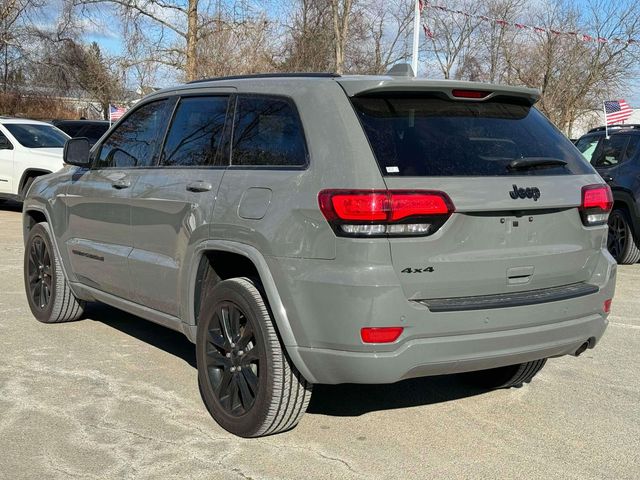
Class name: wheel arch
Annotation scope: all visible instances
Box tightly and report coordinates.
[188,241,317,383]
[19,169,52,197]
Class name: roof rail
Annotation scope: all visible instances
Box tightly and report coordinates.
[187,72,340,84]
[588,124,640,133]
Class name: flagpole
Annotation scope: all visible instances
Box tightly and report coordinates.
[411,0,420,76]
[603,101,608,138]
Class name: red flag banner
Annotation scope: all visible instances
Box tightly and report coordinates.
[419,2,639,46]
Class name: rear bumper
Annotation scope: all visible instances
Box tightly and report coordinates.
[268,250,616,385]
[291,313,607,384]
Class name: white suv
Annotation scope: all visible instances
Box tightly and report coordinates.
[0,118,69,202]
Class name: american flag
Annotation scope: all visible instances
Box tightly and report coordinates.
[604,99,633,125]
[109,104,126,122]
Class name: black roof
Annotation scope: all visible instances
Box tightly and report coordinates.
[187,72,340,84]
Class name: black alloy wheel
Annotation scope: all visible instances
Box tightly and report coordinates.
[205,301,260,416]
[607,209,640,264]
[196,277,312,437]
[27,235,53,310]
[23,222,85,323]
[607,210,627,259]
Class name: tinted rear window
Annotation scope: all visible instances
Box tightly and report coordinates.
[352,96,593,176]
[55,123,84,137]
[80,124,109,143]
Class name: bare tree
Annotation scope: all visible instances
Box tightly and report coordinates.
[280,0,334,72]
[0,0,44,92]
[423,0,482,79]
[329,0,354,74]
[509,0,640,133]
[360,0,413,74]
[34,39,125,118]
[73,0,249,81]
[197,12,277,77]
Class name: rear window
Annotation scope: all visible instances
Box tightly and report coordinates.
[79,124,109,143]
[352,95,594,176]
[55,123,84,137]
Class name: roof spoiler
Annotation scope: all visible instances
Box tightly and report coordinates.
[337,78,540,105]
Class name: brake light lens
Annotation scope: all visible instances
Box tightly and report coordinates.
[451,89,491,99]
[603,299,612,314]
[318,189,454,237]
[580,184,613,226]
[361,327,403,343]
[328,192,388,221]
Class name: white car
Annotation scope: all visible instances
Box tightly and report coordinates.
[0,118,69,202]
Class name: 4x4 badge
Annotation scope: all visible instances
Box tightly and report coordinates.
[509,184,540,201]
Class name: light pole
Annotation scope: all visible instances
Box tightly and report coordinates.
[411,0,421,76]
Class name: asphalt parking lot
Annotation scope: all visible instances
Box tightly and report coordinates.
[0,202,638,480]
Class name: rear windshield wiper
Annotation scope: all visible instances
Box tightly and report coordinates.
[507,157,568,171]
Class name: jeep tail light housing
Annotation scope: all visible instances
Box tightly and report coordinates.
[318,189,454,237]
[580,184,613,226]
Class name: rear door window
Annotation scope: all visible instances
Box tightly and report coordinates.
[231,96,307,167]
[351,95,593,176]
[591,135,629,168]
[160,96,230,167]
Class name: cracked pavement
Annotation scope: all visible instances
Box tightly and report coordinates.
[1,202,639,479]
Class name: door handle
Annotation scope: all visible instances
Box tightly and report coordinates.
[186,181,212,193]
[111,179,131,189]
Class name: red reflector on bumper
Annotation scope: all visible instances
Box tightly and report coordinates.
[604,299,612,314]
[361,327,403,343]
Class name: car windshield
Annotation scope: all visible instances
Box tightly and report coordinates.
[351,95,594,176]
[4,123,68,148]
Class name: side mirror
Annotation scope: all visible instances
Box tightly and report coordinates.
[63,137,91,167]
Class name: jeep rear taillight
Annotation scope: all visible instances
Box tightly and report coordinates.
[580,184,613,226]
[318,189,454,237]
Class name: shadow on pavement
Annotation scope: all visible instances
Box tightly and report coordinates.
[307,376,487,417]
[0,200,23,212]
[87,303,488,416]
[87,303,197,368]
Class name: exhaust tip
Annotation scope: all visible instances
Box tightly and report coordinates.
[574,338,596,357]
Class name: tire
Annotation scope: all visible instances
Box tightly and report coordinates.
[607,208,640,264]
[460,359,547,389]
[24,222,85,323]
[196,277,312,437]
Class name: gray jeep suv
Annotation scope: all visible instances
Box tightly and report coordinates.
[22,71,617,437]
